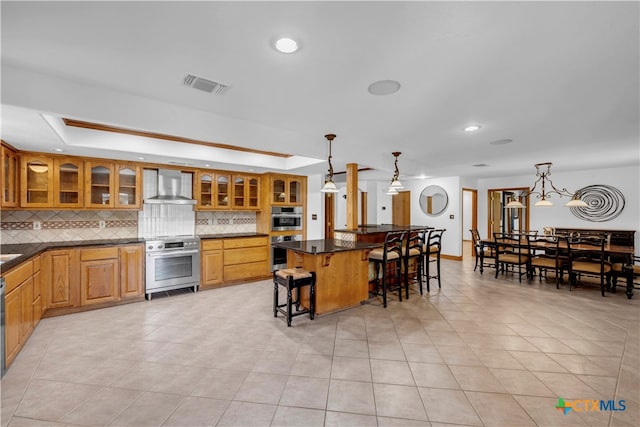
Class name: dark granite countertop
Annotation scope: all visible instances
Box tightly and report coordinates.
[1,238,146,274]
[334,224,431,235]
[199,232,269,240]
[271,239,381,254]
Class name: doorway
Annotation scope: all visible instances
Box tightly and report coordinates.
[462,188,477,259]
[487,188,530,239]
[392,191,410,226]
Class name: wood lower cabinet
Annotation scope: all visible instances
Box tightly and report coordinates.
[42,249,79,309]
[201,236,270,287]
[201,240,223,287]
[80,248,119,305]
[120,245,144,298]
[2,256,42,368]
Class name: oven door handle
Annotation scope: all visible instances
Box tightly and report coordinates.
[147,249,199,257]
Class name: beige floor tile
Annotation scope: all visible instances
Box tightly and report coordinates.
[525,336,578,354]
[334,338,369,358]
[506,323,551,337]
[368,340,406,360]
[490,368,555,397]
[418,387,482,426]
[465,391,536,426]
[190,368,249,400]
[58,387,143,426]
[402,343,445,364]
[508,350,569,373]
[531,371,599,399]
[107,391,184,426]
[331,356,372,382]
[298,336,335,356]
[252,350,297,375]
[271,406,326,427]
[324,411,377,426]
[216,401,277,427]
[493,335,540,351]
[374,383,428,421]
[5,417,69,426]
[278,376,329,409]
[548,353,620,376]
[161,396,229,427]
[512,395,589,426]
[289,352,332,378]
[472,348,525,369]
[378,416,432,426]
[14,379,101,422]
[233,372,288,405]
[409,362,460,389]
[436,345,484,367]
[427,330,466,346]
[326,379,375,415]
[370,359,415,385]
[449,365,508,393]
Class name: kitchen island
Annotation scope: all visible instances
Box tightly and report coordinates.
[271,239,381,315]
[334,224,430,243]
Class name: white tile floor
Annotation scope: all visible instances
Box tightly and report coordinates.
[1,254,638,426]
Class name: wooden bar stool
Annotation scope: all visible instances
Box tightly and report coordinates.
[273,268,316,326]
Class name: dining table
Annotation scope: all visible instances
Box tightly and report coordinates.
[479,237,636,299]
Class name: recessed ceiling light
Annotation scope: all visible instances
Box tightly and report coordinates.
[54,148,64,152]
[464,124,482,132]
[368,80,401,96]
[274,37,299,53]
[205,164,211,167]
[489,139,513,145]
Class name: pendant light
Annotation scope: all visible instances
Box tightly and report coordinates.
[386,152,403,194]
[506,162,588,208]
[320,134,339,193]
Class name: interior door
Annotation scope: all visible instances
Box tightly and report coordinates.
[488,188,530,239]
[392,191,411,226]
[324,193,335,238]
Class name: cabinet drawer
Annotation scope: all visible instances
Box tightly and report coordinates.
[223,237,267,249]
[3,261,33,293]
[224,247,268,266]
[223,261,269,282]
[202,239,223,250]
[80,247,119,261]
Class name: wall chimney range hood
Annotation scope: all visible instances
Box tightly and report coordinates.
[144,169,196,205]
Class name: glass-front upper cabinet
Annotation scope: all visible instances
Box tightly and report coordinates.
[21,155,54,208]
[115,164,140,208]
[54,158,83,208]
[1,143,19,208]
[196,172,213,209]
[214,173,230,209]
[247,177,260,209]
[289,179,301,205]
[232,176,245,209]
[272,178,286,204]
[85,162,115,208]
[271,175,303,205]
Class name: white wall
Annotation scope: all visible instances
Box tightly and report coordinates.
[306,173,324,240]
[477,165,639,254]
[462,190,473,241]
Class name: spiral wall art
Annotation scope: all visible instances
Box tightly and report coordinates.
[570,184,625,222]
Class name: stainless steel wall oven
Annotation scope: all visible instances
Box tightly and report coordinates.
[271,206,303,231]
[145,236,200,299]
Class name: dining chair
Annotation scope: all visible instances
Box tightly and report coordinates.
[527,234,566,288]
[494,232,530,282]
[566,236,611,296]
[470,228,495,273]
[424,229,445,292]
[611,255,639,298]
[368,230,406,308]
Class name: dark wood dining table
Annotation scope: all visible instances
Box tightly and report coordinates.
[479,238,636,298]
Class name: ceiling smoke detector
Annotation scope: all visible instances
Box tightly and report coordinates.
[183,73,229,94]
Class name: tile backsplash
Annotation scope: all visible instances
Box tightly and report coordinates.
[1,209,258,244]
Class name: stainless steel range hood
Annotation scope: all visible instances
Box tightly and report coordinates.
[144,169,196,205]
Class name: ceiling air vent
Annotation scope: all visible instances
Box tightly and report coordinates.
[183,73,229,94]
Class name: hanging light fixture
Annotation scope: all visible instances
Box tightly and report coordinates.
[386,152,403,195]
[320,134,339,193]
[506,162,588,208]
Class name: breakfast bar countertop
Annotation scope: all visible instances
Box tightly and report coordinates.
[271,238,380,254]
[334,224,429,235]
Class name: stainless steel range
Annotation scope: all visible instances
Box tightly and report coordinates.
[145,236,200,300]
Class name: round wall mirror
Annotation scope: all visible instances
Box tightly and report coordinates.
[419,185,449,216]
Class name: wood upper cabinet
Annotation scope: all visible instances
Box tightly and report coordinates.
[1,142,19,208]
[85,161,115,208]
[119,244,143,298]
[115,164,141,208]
[42,249,79,309]
[79,247,119,306]
[214,173,230,209]
[232,175,260,210]
[271,175,304,205]
[195,171,214,209]
[20,155,54,208]
[54,157,84,208]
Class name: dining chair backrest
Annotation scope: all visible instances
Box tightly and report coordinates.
[426,229,445,253]
[567,236,607,266]
[494,232,529,259]
[382,230,406,262]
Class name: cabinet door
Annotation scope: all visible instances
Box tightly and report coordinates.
[232,175,246,209]
[1,144,19,208]
[20,155,54,208]
[120,245,143,298]
[196,172,213,209]
[289,179,302,205]
[42,249,79,309]
[54,158,84,208]
[33,269,42,326]
[85,162,115,208]
[247,177,260,209]
[272,177,286,204]
[80,258,119,305]
[202,250,223,286]
[214,173,230,209]
[20,277,34,341]
[115,164,141,209]
[5,288,21,367]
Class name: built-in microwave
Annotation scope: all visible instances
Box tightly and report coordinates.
[271,206,303,231]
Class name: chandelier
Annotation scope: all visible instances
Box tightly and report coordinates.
[506,162,587,208]
[386,152,403,195]
[320,134,339,193]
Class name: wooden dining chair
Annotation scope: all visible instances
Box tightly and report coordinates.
[494,232,530,282]
[470,228,495,273]
[368,230,406,307]
[566,236,611,296]
[527,235,566,288]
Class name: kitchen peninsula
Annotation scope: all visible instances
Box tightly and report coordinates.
[335,224,430,243]
[271,239,381,315]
